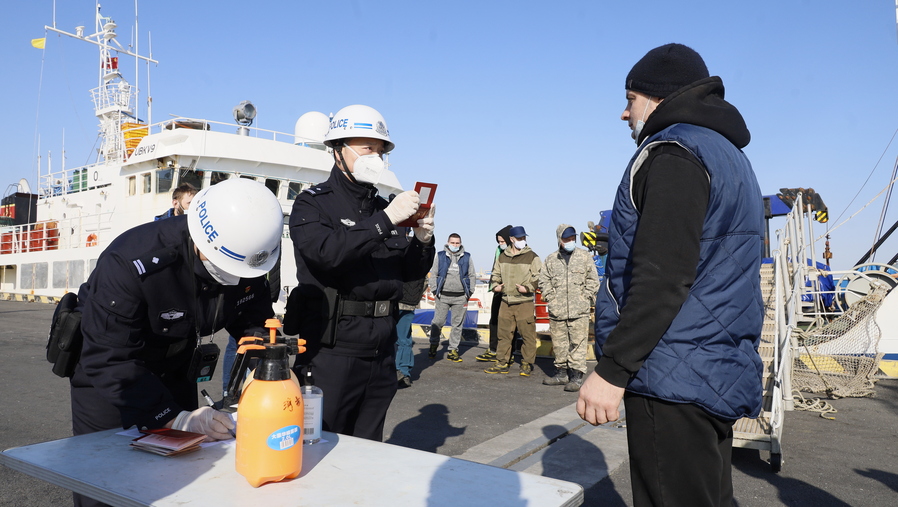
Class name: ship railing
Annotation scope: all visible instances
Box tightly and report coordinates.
[0,211,115,254]
[125,116,298,145]
[37,162,105,199]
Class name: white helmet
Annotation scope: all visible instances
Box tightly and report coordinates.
[187,178,283,279]
[323,104,394,153]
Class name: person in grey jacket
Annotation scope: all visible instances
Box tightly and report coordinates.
[539,224,599,391]
[428,233,476,362]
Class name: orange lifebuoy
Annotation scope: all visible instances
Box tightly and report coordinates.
[86,233,98,247]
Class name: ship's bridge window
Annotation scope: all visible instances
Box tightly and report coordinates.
[211,171,231,186]
[128,176,136,196]
[179,169,204,190]
[156,168,174,194]
[264,178,280,197]
[287,182,303,200]
[142,173,152,194]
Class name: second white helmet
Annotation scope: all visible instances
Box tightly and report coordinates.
[324,104,394,153]
[187,178,283,279]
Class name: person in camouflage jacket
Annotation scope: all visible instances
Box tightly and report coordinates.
[539,224,600,391]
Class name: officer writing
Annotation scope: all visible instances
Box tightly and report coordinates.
[289,104,435,441]
[70,178,283,507]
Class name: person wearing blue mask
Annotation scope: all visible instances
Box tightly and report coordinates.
[428,233,476,362]
[539,224,599,392]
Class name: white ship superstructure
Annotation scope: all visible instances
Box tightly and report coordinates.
[0,4,402,308]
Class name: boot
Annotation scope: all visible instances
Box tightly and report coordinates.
[564,369,585,392]
[542,367,569,386]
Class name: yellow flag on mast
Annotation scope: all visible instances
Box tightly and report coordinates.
[31,38,46,49]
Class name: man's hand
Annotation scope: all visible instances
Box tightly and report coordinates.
[515,284,528,294]
[576,371,626,425]
[493,284,504,293]
[170,407,236,441]
[384,190,420,225]
[414,204,435,243]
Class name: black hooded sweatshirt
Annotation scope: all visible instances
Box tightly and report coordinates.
[597,76,753,386]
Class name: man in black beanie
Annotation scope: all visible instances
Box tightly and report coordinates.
[578,43,765,506]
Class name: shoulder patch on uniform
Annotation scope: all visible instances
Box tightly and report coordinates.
[303,184,333,196]
[132,247,180,277]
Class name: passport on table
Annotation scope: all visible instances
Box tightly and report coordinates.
[130,428,206,457]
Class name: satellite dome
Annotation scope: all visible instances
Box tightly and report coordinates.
[294,111,330,148]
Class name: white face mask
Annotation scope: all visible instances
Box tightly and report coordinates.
[562,241,576,252]
[498,244,507,251]
[513,239,526,250]
[202,258,241,286]
[631,96,654,144]
[448,245,460,253]
[345,145,385,185]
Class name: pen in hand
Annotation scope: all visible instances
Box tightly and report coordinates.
[201,389,215,407]
[201,389,236,438]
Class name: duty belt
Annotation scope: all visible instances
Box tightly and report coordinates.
[341,300,394,317]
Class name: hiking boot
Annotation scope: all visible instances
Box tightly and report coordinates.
[428,343,438,359]
[446,349,462,362]
[519,362,533,377]
[475,350,498,362]
[484,362,510,374]
[398,374,413,388]
[542,368,569,386]
[564,370,585,392]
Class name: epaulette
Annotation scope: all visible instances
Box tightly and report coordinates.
[131,246,180,277]
[302,184,333,196]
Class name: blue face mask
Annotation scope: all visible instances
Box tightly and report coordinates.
[562,241,576,253]
[448,245,460,253]
[631,96,654,144]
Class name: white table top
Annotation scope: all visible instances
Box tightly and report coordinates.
[1,429,583,506]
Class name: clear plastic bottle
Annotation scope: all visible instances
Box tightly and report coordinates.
[301,367,323,445]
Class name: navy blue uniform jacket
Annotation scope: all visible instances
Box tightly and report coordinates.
[289,167,435,357]
[72,216,273,430]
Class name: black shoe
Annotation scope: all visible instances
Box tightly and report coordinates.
[484,362,510,374]
[564,370,585,392]
[446,349,462,362]
[542,368,569,386]
[475,350,498,362]
[428,343,438,359]
[398,375,413,388]
[519,362,533,377]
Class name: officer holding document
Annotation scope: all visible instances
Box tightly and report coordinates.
[288,104,435,441]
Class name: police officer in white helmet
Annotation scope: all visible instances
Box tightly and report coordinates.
[69,178,281,507]
[288,104,435,441]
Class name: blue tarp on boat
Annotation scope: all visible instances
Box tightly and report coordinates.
[413,309,479,329]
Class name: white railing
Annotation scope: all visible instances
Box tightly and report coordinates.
[0,211,115,254]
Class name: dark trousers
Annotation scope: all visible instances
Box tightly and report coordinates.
[488,291,502,351]
[310,351,398,441]
[625,392,735,507]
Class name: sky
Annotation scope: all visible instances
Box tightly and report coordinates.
[3,0,898,276]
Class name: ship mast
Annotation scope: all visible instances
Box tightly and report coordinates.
[45,2,157,165]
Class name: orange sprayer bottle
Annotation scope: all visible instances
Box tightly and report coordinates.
[235,319,304,487]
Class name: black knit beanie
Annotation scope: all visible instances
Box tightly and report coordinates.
[625,43,709,98]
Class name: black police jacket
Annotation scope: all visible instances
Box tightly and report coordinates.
[72,216,273,430]
[289,166,434,357]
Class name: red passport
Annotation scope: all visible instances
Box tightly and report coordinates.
[397,182,437,228]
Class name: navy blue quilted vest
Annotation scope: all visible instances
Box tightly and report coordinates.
[435,251,472,298]
[594,123,764,420]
